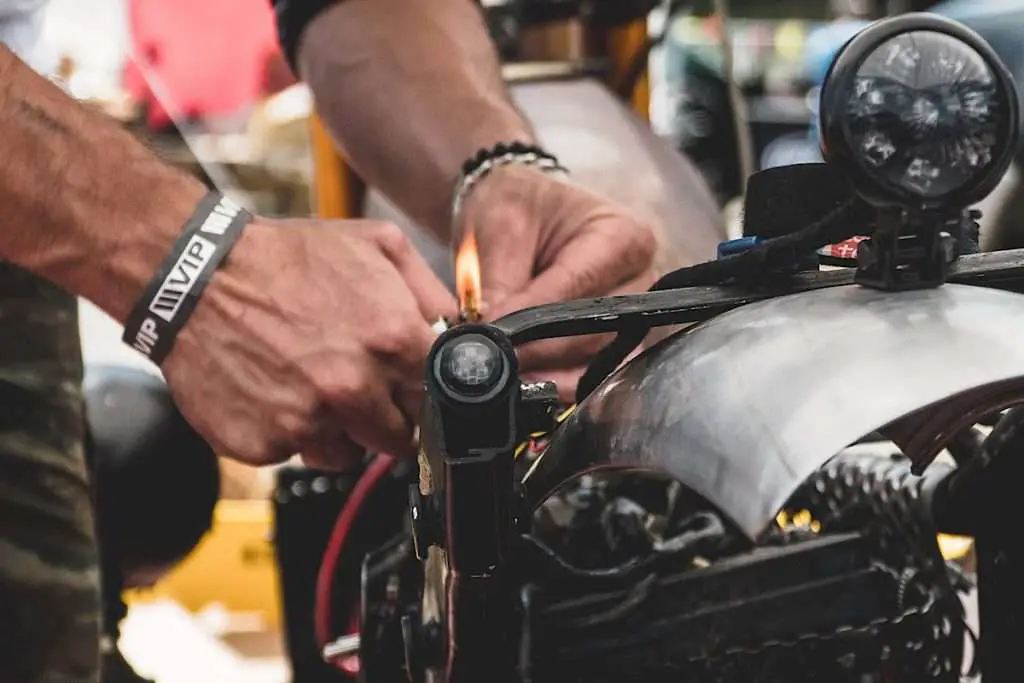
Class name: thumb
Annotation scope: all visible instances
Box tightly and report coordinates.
[488,233,602,319]
[465,223,533,319]
[480,262,529,318]
[491,219,651,318]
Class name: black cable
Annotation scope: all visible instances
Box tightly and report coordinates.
[576,197,868,402]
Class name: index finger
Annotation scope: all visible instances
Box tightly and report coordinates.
[379,231,459,322]
[342,379,419,458]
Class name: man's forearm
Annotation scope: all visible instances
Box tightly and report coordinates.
[297,0,533,241]
[0,47,207,322]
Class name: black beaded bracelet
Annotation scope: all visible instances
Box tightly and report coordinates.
[460,142,561,177]
[452,142,569,221]
[122,191,252,364]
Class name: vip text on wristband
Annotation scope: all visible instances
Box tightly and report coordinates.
[122,192,252,364]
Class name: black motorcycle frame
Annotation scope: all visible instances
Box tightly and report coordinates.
[402,244,1024,683]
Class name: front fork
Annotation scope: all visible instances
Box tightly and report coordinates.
[932,409,1024,683]
[410,323,556,683]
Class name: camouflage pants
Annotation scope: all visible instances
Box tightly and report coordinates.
[0,263,101,683]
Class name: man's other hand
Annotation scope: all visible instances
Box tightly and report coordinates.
[160,218,457,470]
[458,165,658,396]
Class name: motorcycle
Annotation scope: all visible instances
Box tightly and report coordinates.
[301,12,1024,683]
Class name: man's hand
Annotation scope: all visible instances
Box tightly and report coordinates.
[0,46,460,473]
[160,218,457,470]
[457,165,659,393]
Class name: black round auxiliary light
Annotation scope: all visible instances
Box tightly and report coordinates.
[433,332,510,403]
[820,13,1020,210]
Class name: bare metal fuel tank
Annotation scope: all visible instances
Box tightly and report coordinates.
[522,283,1024,540]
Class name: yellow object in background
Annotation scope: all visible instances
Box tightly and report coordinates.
[125,500,281,628]
[123,498,971,631]
[777,510,973,562]
[774,20,806,61]
[937,534,974,561]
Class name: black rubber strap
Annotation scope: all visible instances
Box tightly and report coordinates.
[122,192,252,364]
[272,0,347,73]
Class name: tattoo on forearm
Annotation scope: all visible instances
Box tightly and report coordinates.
[17,100,71,136]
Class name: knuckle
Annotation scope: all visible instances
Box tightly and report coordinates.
[373,320,422,359]
[572,262,604,297]
[615,214,655,254]
[250,443,287,467]
[274,410,309,447]
[318,370,373,416]
[632,222,658,260]
[617,219,658,278]
[374,335,413,364]
[371,221,411,260]
[377,339,430,379]
[224,431,278,466]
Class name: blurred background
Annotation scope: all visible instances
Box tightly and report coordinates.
[69,0,1024,368]
[40,0,1018,681]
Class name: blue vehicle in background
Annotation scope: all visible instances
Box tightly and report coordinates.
[803,1,1024,250]
[804,0,1024,154]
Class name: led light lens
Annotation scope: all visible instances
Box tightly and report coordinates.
[844,31,1003,199]
[436,334,507,399]
[446,341,499,387]
[820,15,1018,209]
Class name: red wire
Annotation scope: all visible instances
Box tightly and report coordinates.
[314,453,397,669]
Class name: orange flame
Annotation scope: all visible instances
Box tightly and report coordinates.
[455,230,482,322]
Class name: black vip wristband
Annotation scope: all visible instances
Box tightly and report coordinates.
[122,192,252,364]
